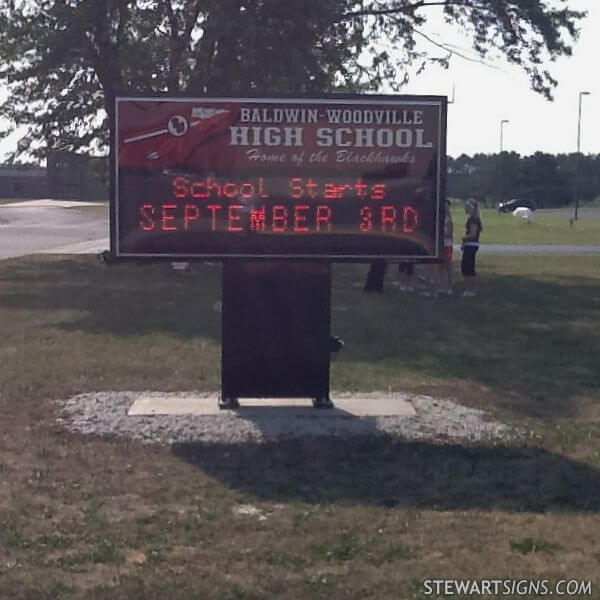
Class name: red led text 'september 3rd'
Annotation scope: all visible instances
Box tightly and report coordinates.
[139,202,419,234]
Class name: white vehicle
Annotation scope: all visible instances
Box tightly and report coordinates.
[512,206,533,222]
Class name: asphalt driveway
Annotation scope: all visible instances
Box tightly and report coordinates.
[0,201,108,259]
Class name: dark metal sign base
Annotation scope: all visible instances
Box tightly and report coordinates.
[221,261,332,409]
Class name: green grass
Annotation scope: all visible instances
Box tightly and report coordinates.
[70,204,109,215]
[332,255,600,419]
[509,537,560,555]
[380,543,413,562]
[451,206,600,245]
[1,254,600,599]
[0,254,598,419]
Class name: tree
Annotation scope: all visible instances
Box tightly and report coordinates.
[446,151,600,208]
[498,150,523,203]
[519,152,561,207]
[574,153,600,204]
[0,0,586,161]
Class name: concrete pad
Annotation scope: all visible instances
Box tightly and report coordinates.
[0,199,105,208]
[332,395,415,417]
[127,393,416,417]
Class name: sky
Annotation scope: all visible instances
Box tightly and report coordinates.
[398,0,599,157]
[0,0,598,161]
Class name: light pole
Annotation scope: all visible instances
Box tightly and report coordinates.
[574,91,590,221]
[498,119,509,206]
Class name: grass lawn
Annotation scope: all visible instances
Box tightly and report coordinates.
[1,254,600,599]
[69,204,109,216]
[452,205,600,245]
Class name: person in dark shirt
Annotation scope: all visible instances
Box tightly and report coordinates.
[397,261,415,292]
[461,198,483,297]
[364,259,387,293]
[363,260,415,293]
[437,197,454,295]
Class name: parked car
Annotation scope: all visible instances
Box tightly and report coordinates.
[498,198,536,213]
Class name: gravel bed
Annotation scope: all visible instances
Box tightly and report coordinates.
[56,391,517,445]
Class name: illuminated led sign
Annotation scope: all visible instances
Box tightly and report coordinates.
[112,94,446,260]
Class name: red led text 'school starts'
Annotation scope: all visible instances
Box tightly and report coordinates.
[113,95,446,259]
[172,176,387,202]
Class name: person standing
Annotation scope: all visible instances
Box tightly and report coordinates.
[437,198,454,295]
[363,260,415,293]
[363,259,387,293]
[461,198,483,297]
[398,262,415,292]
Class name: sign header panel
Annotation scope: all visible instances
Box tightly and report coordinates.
[113,94,446,260]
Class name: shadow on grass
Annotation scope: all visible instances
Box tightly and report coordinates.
[0,256,223,340]
[173,435,600,513]
[0,256,599,419]
[330,261,600,418]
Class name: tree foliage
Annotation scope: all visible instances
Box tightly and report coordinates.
[0,0,586,160]
[448,152,600,208]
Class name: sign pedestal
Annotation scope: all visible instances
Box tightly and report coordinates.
[221,261,333,409]
[112,96,447,403]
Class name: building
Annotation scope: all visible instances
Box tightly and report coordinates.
[0,164,49,198]
[0,152,108,201]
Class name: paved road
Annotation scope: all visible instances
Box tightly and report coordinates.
[0,202,108,259]
[467,244,600,254]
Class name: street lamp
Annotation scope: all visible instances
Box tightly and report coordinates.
[498,119,509,206]
[574,91,591,221]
